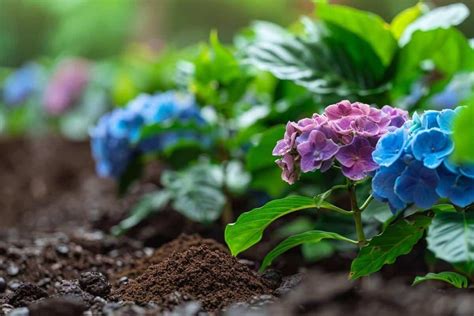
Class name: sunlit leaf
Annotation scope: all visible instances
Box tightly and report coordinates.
[453,104,474,162]
[391,3,425,39]
[225,195,317,256]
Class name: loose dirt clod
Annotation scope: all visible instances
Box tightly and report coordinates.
[8,283,48,307]
[118,233,229,279]
[79,272,111,297]
[115,244,271,312]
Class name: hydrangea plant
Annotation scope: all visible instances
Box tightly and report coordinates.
[90,91,206,179]
[226,101,474,287]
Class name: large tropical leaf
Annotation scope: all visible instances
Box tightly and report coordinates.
[412,271,469,289]
[245,19,389,97]
[260,230,356,271]
[350,215,432,279]
[317,3,397,66]
[427,212,474,265]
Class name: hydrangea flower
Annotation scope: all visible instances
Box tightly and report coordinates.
[2,63,41,106]
[43,59,90,115]
[273,100,409,183]
[90,91,206,178]
[372,107,474,212]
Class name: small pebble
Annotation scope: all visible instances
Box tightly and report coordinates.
[7,264,20,276]
[55,244,69,255]
[118,276,128,285]
[0,277,6,293]
[9,281,21,290]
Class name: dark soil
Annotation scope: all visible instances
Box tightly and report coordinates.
[115,244,272,312]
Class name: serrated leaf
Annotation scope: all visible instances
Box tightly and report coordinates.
[400,3,470,46]
[260,230,356,271]
[412,271,469,288]
[246,124,285,171]
[350,215,432,279]
[427,212,474,265]
[317,3,397,66]
[111,191,171,236]
[225,196,317,256]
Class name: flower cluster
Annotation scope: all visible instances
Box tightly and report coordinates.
[273,100,409,184]
[2,63,41,106]
[90,91,205,178]
[43,59,90,115]
[372,108,474,212]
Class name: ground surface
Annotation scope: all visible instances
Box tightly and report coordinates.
[1,136,473,316]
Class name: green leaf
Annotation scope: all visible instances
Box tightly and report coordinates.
[162,161,226,223]
[427,212,474,265]
[260,230,355,271]
[412,271,469,289]
[246,125,285,171]
[246,20,388,97]
[399,3,470,46]
[111,191,171,236]
[302,241,335,262]
[350,215,432,279]
[317,3,397,66]
[391,3,425,40]
[453,104,474,162]
[225,195,317,256]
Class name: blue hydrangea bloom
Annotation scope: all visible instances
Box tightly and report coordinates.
[411,128,453,169]
[372,128,407,167]
[90,109,142,178]
[372,107,474,212]
[2,63,41,106]
[394,161,440,209]
[436,166,474,207]
[372,160,407,212]
[90,91,206,178]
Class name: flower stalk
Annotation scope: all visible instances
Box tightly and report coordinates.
[348,181,366,247]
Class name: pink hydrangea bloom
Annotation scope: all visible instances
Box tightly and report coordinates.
[273,100,409,183]
[43,58,90,115]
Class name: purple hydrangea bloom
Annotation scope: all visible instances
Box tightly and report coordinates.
[276,154,298,185]
[297,130,338,173]
[372,107,474,212]
[273,100,409,184]
[336,137,379,180]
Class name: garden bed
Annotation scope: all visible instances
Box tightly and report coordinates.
[1,137,473,316]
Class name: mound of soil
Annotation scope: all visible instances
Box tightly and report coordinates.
[115,244,272,312]
[119,234,228,279]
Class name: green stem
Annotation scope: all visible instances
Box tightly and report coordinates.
[348,181,366,247]
[360,194,374,211]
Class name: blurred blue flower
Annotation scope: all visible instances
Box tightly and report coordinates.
[436,166,474,207]
[90,109,142,178]
[394,161,440,209]
[90,91,206,178]
[372,128,407,167]
[411,128,454,169]
[2,63,41,106]
[431,73,474,109]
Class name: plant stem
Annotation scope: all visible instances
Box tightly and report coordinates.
[360,194,374,211]
[348,180,366,247]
